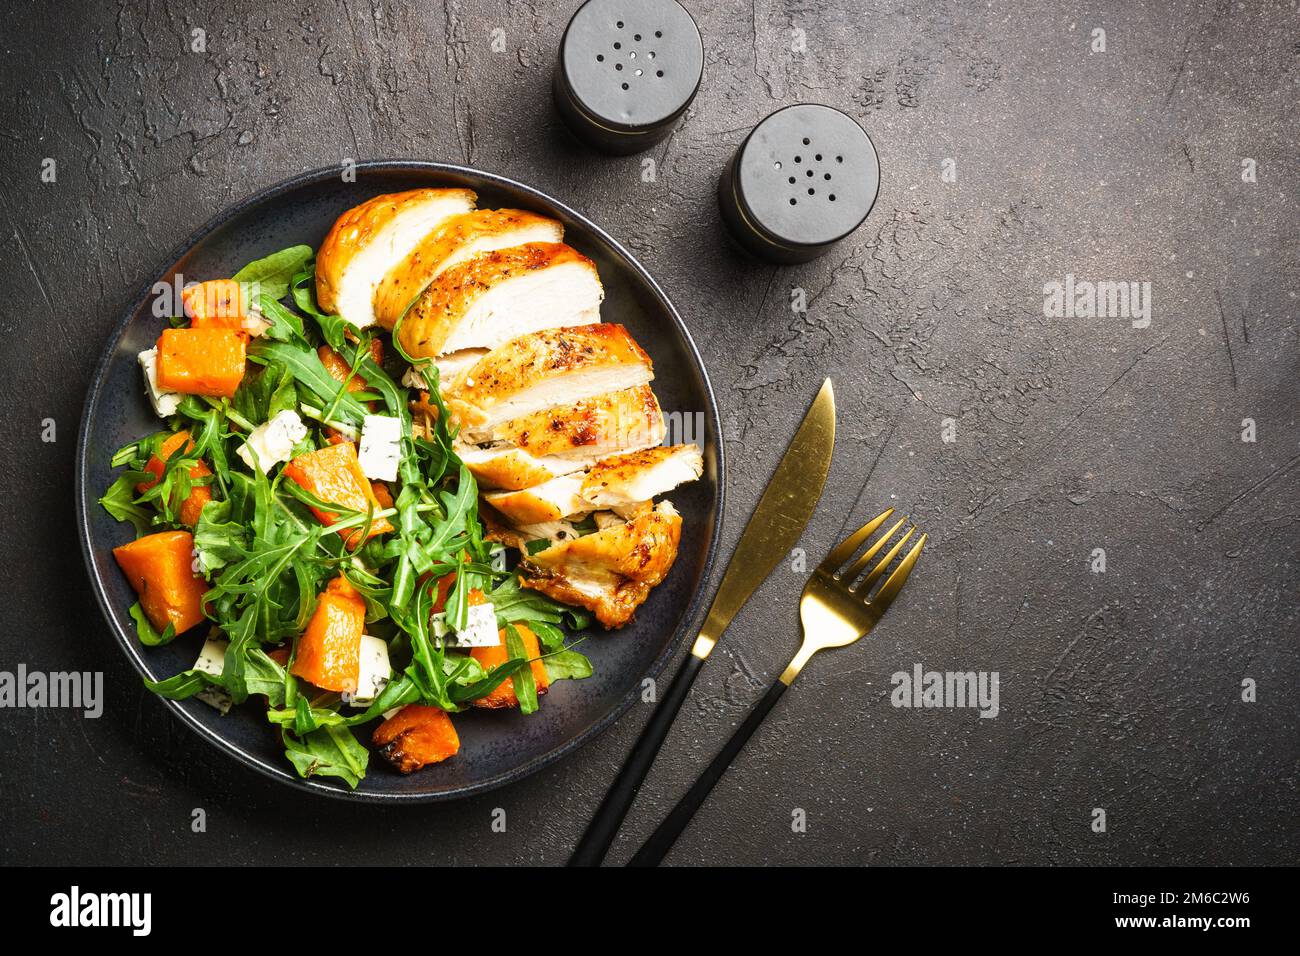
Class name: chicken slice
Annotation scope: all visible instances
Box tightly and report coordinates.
[447,325,654,439]
[372,209,563,330]
[483,474,597,526]
[519,501,683,629]
[398,243,604,359]
[580,445,704,507]
[480,506,608,551]
[481,385,665,459]
[316,189,477,329]
[402,348,488,392]
[456,443,594,491]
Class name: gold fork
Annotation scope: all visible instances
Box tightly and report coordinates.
[627,508,926,866]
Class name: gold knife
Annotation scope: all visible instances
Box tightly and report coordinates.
[569,378,836,866]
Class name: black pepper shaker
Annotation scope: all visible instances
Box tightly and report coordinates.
[553,0,704,155]
[718,103,880,264]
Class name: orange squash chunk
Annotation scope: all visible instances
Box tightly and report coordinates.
[134,430,213,527]
[155,328,247,398]
[318,338,383,394]
[372,704,460,773]
[281,442,394,544]
[182,279,247,329]
[112,530,208,634]
[471,622,549,709]
[291,576,366,693]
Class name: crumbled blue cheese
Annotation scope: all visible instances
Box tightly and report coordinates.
[352,634,392,706]
[236,410,308,474]
[357,414,402,482]
[138,348,181,418]
[452,602,501,648]
[194,637,227,676]
[401,366,428,389]
[193,636,233,714]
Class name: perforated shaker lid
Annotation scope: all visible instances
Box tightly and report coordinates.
[727,104,880,256]
[558,0,704,134]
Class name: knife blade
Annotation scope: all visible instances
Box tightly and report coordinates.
[568,377,835,866]
[691,376,836,658]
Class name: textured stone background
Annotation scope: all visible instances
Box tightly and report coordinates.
[1,0,1296,865]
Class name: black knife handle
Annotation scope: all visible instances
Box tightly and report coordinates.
[627,677,788,867]
[568,651,707,867]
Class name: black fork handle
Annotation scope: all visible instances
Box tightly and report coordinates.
[568,652,707,867]
[627,677,788,867]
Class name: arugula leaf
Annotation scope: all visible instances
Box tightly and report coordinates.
[128,602,177,646]
[233,360,297,426]
[256,294,309,344]
[100,474,154,534]
[524,621,592,683]
[290,265,348,350]
[447,657,526,705]
[283,725,370,789]
[144,668,220,699]
[503,624,539,715]
[249,340,371,424]
[489,574,591,631]
[232,647,289,706]
[232,245,313,301]
[543,649,593,682]
[193,501,247,573]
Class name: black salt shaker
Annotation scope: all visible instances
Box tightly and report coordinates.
[553,0,703,155]
[719,104,880,264]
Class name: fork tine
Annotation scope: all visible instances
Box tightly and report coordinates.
[840,516,908,582]
[856,526,915,592]
[819,508,894,573]
[869,533,927,609]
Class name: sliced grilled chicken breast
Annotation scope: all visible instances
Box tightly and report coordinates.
[456,443,594,491]
[372,209,563,330]
[483,474,597,525]
[481,505,583,552]
[580,444,704,507]
[520,501,683,629]
[316,189,477,329]
[481,385,665,460]
[447,325,653,439]
[398,243,603,359]
[402,348,488,391]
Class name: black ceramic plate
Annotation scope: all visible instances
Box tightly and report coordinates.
[76,161,723,801]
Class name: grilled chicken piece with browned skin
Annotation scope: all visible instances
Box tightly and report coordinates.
[485,384,665,460]
[519,501,683,629]
[402,348,488,392]
[456,443,595,491]
[398,242,603,359]
[372,209,563,329]
[483,474,596,525]
[316,188,477,330]
[447,324,654,440]
[579,445,704,507]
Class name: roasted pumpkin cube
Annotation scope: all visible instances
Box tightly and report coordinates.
[112,530,208,634]
[281,441,393,544]
[471,622,549,709]
[134,430,213,527]
[182,279,247,329]
[290,575,367,693]
[155,328,247,398]
[372,704,460,773]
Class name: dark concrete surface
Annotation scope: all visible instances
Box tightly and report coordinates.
[1,0,1296,865]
